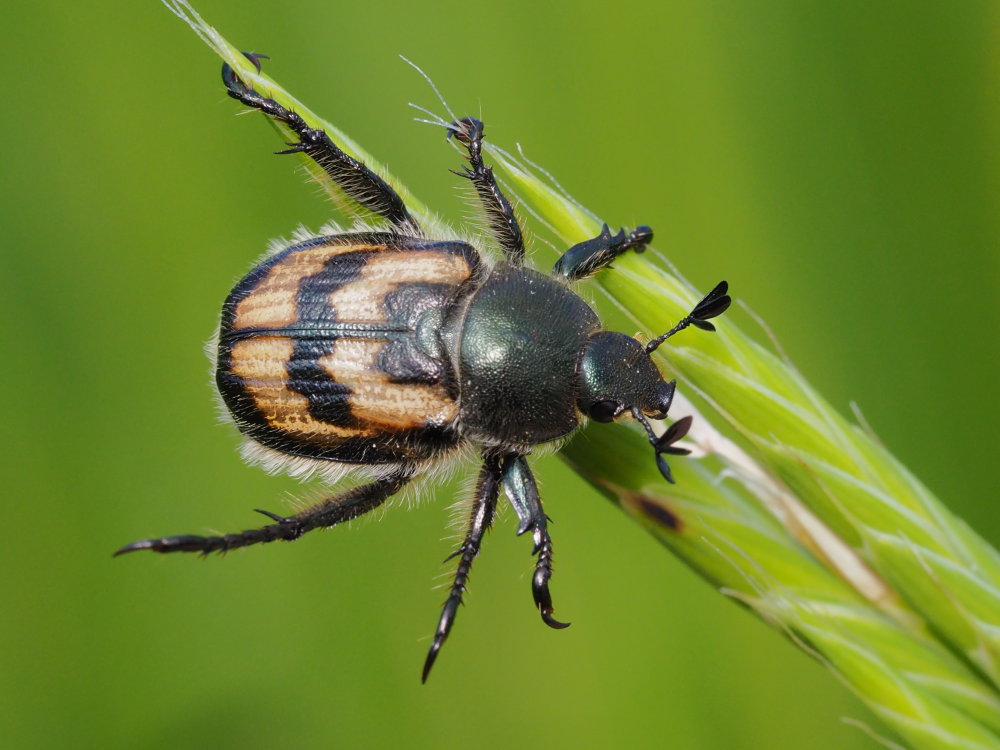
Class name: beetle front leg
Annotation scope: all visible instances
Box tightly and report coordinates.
[552,223,653,281]
[502,455,570,629]
[422,451,504,682]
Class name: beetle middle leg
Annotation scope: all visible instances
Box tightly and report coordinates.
[115,466,414,556]
[422,450,504,682]
[448,117,526,264]
[552,223,654,281]
[221,57,421,234]
[502,455,570,629]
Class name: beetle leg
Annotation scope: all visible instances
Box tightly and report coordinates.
[552,223,654,281]
[447,117,526,264]
[501,457,534,537]
[502,455,570,630]
[422,451,504,682]
[115,467,414,557]
[221,55,421,234]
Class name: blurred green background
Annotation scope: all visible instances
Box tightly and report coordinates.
[2,1,997,748]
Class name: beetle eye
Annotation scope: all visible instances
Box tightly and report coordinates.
[589,400,621,423]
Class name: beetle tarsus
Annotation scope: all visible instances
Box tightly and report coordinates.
[274,141,308,156]
[532,525,570,629]
[254,508,288,523]
[499,455,571,631]
[114,520,303,557]
[239,50,270,74]
[220,61,420,233]
[422,453,503,682]
[446,116,525,264]
[116,470,412,557]
[446,116,484,146]
[114,535,210,556]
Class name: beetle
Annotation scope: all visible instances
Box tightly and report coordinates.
[116,54,731,681]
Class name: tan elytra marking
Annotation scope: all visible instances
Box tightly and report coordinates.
[327,250,475,323]
[233,243,386,330]
[319,339,457,429]
[229,337,376,439]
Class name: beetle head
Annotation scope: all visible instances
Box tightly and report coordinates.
[576,331,675,423]
[576,330,694,483]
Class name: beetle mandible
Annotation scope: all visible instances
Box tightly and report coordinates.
[116,54,731,681]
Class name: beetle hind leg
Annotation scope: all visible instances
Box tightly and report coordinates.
[530,521,569,629]
[115,467,414,557]
[447,117,526,264]
[422,451,504,682]
[221,55,420,234]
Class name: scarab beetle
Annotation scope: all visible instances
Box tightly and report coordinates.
[117,55,731,681]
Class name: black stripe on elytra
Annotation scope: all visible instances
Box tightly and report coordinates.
[219,233,482,331]
[216,237,374,438]
[218,234,342,333]
[285,240,482,427]
[286,251,372,428]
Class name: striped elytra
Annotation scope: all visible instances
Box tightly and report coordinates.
[216,232,482,464]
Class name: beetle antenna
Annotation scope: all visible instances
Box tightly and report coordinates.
[646,281,731,354]
[400,55,459,124]
[632,409,693,484]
